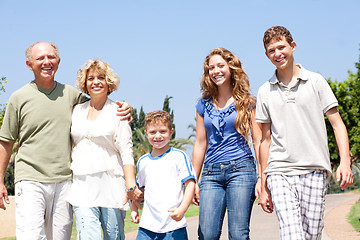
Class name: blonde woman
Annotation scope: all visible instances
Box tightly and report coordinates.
[192,48,261,240]
[67,60,141,240]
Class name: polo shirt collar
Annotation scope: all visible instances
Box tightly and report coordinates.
[269,64,309,85]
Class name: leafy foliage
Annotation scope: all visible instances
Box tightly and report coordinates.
[0,77,16,195]
[326,52,360,193]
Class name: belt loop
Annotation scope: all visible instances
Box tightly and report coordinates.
[208,163,213,172]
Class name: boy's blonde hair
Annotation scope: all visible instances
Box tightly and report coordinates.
[263,26,293,50]
[76,59,120,95]
[145,110,172,131]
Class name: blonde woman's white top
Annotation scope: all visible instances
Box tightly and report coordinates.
[66,99,134,209]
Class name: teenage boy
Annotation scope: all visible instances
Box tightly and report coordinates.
[131,110,196,240]
[256,26,353,240]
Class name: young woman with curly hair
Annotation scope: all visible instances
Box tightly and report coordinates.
[192,48,261,240]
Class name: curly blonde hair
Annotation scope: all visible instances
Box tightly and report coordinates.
[76,59,120,95]
[200,47,255,143]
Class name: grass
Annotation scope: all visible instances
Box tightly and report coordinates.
[70,204,199,239]
[348,200,360,232]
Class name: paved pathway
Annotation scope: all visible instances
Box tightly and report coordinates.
[125,192,360,239]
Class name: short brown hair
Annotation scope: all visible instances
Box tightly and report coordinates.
[263,26,293,50]
[145,110,172,130]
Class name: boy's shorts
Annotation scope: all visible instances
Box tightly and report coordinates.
[136,227,188,240]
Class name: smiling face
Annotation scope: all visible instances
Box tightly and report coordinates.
[145,122,173,152]
[26,42,60,82]
[208,54,231,87]
[265,37,296,70]
[86,68,109,99]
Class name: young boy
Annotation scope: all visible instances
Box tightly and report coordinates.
[131,110,196,240]
[256,26,353,240]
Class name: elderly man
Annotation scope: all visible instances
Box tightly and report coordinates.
[0,42,131,240]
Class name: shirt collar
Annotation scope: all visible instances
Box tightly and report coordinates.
[269,64,309,85]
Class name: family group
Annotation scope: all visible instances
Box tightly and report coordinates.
[0,26,353,240]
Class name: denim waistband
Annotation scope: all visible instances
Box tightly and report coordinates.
[203,156,255,171]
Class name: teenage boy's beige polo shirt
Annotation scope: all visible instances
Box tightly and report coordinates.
[255,65,338,176]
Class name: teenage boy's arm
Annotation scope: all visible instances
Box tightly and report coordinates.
[325,107,353,190]
[192,112,207,205]
[168,178,196,221]
[0,140,13,210]
[250,109,262,199]
[258,123,273,214]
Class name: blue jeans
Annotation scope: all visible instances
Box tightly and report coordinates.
[73,206,125,240]
[136,227,188,240]
[198,157,256,240]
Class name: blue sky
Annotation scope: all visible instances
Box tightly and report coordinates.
[0,0,359,138]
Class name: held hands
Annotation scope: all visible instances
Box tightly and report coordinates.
[130,207,140,224]
[0,183,10,210]
[115,101,132,122]
[168,208,185,222]
[258,185,273,214]
[191,183,200,206]
[336,163,353,190]
[123,188,144,209]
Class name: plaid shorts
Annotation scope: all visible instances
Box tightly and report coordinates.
[267,171,329,240]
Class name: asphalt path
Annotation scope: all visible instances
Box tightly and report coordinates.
[126,193,360,240]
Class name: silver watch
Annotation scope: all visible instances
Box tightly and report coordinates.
[126,185,137,192]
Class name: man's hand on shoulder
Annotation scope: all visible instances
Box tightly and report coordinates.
[115,101,132,122]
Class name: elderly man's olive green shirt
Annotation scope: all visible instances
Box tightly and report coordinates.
[0,81,87,183]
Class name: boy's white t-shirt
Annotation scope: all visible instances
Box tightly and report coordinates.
[136,147,196,233]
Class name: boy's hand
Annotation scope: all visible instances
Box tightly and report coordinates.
[258,186,273,214]
[192,183,200,206]
[336,163,353,190]
[115,101,132,122]
[168,208,184,222]
[131,210,140,223]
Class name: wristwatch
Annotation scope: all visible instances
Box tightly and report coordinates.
[126,185,137,192]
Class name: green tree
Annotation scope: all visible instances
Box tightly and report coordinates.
[163,95,176,139]
[0,77,15,195]
[326,52,360,193]
[0,77,7,126]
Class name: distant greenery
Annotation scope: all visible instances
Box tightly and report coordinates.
[326,51,360,193]
[348,200,360,232]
